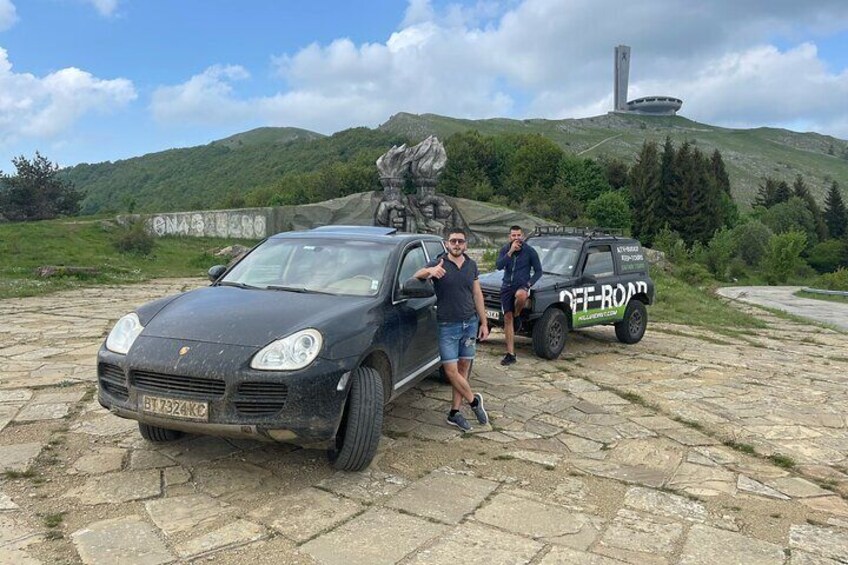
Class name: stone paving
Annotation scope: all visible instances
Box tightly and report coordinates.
[1,279,847,564]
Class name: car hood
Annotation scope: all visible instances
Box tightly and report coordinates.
[478,271,573,290]
[139,286,373,347]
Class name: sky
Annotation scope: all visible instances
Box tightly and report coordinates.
[2,0,848,169]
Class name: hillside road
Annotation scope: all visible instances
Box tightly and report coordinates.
[716,286,848,331]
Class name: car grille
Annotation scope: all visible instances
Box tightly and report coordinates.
[234,381,288,417]
[131,370,226,398]
[481,287,501,309]
[98,363,129,401]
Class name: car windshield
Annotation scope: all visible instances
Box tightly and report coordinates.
[220,238,392,296]
[531,238,581,276]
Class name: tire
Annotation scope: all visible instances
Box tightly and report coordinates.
[615,300,648,344]
[138,422,184,442]
[329,366,384,472]
[532,307,567,360]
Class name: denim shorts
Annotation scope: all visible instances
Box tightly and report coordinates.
[437,316,478,364]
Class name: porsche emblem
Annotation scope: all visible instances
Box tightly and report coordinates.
[178,346,191,356]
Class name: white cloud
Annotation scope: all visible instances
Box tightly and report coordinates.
[85,0,119,17]
[151,0,848,140]
[0,48,136,148]
[0,0,17,31]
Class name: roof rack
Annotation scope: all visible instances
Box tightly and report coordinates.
[532,225,624,238]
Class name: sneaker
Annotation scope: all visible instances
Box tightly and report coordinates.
[500,353,517,366]
[446,412,472,432]
[470,393,488,425]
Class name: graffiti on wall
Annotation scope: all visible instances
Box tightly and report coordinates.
[149,212,268,239]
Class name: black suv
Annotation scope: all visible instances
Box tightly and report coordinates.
[479,227,654,359]
[97,226,445,472]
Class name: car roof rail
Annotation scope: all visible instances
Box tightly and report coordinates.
[532,225,624,238]
[310,225,398,235]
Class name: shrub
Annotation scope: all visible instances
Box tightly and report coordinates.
[761,230,807,284]
[652,226,688,264]
[815,267,848,291]
[731,220,773,266]
[727,258,748,281]
[703,227,736,280]
[114,220,155,255]
[586,190,631,229]
[674,263,713,286]
[806,239,846,273]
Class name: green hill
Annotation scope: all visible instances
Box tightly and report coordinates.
[377,112,848,206]
[61,113,848,215]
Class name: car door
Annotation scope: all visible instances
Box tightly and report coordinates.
[392,241,439,382]
[574,244,619,327]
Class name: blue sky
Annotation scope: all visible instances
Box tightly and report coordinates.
[2,0,848,168]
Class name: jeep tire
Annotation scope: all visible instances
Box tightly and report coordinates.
[138,422,184,442]
[615,300,647,344]
[329,366,384,472]
[532,307,567,359]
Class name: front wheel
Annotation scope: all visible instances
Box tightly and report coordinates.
[138,422,184,442]
[329,366,384,472]
[615,300,647,344]
[532,307,567,360]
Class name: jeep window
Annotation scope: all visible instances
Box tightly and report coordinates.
[532,239,580,276]
[582,246,615,278]
[221,238,391,296]
[396,243,428,293]
[423,240,446,261]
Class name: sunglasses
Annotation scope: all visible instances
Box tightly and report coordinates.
[448,238,466,244]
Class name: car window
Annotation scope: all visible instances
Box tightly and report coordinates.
[423,240,446,261]
[531,238,580,276]
[396,244,427,292]
[583,246,615,278]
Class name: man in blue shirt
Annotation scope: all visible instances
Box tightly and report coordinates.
[414,228,490,432]
[495,225,542,366]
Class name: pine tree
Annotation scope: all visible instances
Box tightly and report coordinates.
[824,181,847,239]
[754,177,791,208]
[773,180,792,205]
[793,175,827,240]
[710,150,731,195]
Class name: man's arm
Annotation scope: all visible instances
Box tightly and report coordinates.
[413,258,445,280]
[495,245,510,270]
[472,280,490,340]
[528,246,543,287]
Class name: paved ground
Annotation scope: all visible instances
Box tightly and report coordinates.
[717,286,848,331]
[1,279,848,564]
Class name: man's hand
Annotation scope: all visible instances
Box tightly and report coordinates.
[429,258,446,279]
[509,239,523,255]
[478,322,490,341]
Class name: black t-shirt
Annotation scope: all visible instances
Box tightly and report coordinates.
[424,253,479,322]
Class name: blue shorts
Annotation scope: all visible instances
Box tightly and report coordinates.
[500,285,529,314]
[438,316,478,364]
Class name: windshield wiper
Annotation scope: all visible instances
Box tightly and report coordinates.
[542,271,567,276]
[265,285,334,295]
[217,281,259,289]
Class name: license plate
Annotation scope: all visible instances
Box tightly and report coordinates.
[485,309,501,321]
[141,395,208,421]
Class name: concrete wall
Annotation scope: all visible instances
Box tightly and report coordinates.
[145,208,274,239]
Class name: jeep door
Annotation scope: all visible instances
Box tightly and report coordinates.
[573,244,620,327]
[392,242,439,382]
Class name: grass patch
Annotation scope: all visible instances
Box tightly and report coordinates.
[723,440,756,455]
[649,268,767,331]
[673,417,704,431]
[767,453,796,469]
[0,218,258,299]
[3,469,35,479]
[796,290,848,304]
[494,454,515,461]
[42,512,66,528]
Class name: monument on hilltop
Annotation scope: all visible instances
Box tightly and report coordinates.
[613,45,682,116]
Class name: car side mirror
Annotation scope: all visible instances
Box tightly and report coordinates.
[579,274,597,285]
[208,265,227,282]
[400,277,435,299]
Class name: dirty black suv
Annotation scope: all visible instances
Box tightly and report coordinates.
[479,226,655,359]
[97,226,445,472]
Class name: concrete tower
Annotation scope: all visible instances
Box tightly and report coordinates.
[614,45,630,112]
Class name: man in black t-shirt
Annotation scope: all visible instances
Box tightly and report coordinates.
[414,228,489,431]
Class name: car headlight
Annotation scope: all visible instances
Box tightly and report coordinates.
[105,313,144,354]
[251,329,323,371]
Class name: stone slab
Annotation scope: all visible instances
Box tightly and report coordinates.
[624,486,707,523]
[129,450,176,471]
[386,471,498,525]
[72,415,138,436]
[174,519,266,559]
[679,524,787,565]
[0,443,42,473]
[473,492,584,538]
[0,390,32,403]
[770,477,833,499]
[13,402,69,421]
[405,522,543,564]
[540,546,640,565]
[789,524,848,562]
[73,447,126,475]
[251,488,362,543]
[0,491,18,511]
[66,469,161,505]
[301,508,447,565]
[71,515,174,565]
[316,471,408,503]
[598,508,684,564]
[145,494,234,536]
[505,450,562,468]
[737,475,791,500]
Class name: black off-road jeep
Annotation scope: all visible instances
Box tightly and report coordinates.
[478,226,655,359]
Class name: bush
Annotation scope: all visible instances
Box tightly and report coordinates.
[703,227,736,280]
[652,226,688,264]
[761,230,806,284]
[727,258,748,281]
[586,190,631,229]
[806,239,846,273]
[674,263,713,286]
[114,220,155,255]
[815,267,848,291]
[731,220,773,266]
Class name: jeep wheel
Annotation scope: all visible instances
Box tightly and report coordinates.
[138,422,184,442]
[615,300,647,344]
[329,366,384,471]
[532,307,567,359]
